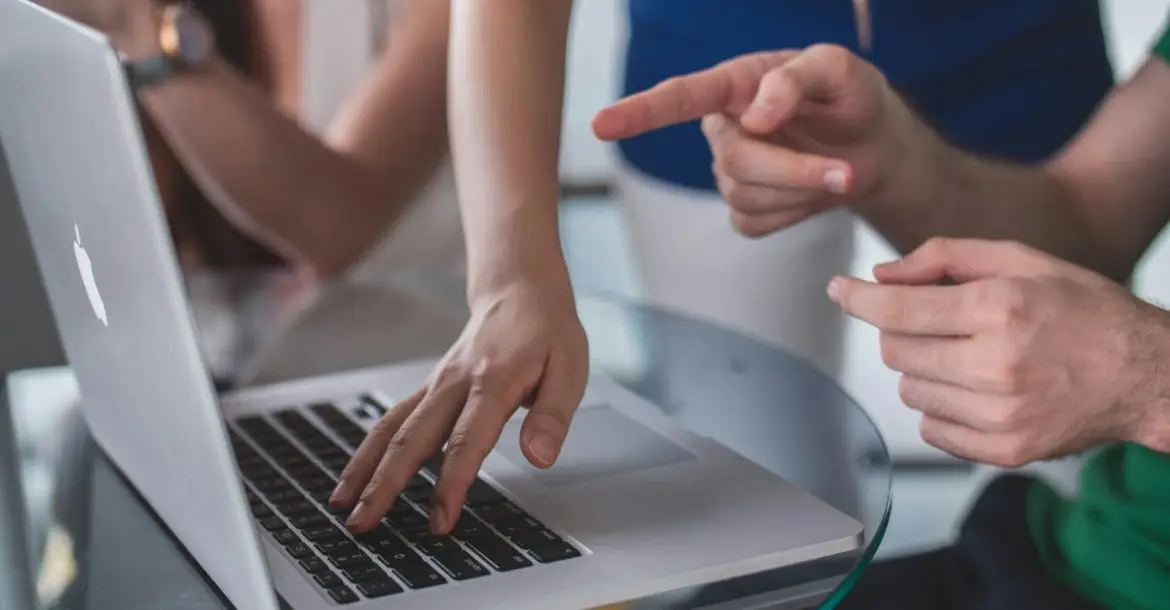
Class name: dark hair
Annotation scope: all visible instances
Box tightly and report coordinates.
[154,0,283,269]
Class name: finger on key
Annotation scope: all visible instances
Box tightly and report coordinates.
[430,369,532,534]
[345,382,467,532]
[330,388,424,509]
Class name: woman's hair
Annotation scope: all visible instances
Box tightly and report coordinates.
[149,0,284,269]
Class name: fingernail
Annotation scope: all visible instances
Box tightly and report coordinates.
[329,480,348,506]
[529,434,559,466]
[827,277,843,302]
[346,501,368,529]
[824,167,848,194]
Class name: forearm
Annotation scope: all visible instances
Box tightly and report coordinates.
[860,98,1116,279]
[448,0,574,300]
[139,0,449,278]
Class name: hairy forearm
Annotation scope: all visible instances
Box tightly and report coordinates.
[139,1,449,278]
[448,0,574,300]
[858,99,1126,281]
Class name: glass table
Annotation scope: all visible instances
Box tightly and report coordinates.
[3,271,892,609]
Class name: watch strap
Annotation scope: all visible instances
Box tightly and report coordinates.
[124,54,177,90]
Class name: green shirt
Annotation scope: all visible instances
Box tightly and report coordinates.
[1026,27,1170,610]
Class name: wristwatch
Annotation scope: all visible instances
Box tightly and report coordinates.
[122,3,215,90]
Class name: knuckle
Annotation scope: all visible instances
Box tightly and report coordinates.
[429,363,463,391]
[808,43,853,77]
[468,358,508,393]
[729,212,766,239]
[989,349,1027,394]
[920,237,952,261]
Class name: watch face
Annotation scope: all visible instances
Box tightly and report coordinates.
[170,7,214,65]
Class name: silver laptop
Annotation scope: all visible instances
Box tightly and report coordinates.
[0,2,863,609]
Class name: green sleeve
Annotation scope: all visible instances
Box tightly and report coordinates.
[1156,22,1170,62]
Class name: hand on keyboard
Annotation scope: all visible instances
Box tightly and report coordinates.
[329,280,589,535]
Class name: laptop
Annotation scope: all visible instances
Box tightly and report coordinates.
[0,2,863,609]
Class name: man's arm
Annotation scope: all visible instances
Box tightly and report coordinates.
[874,58,1170,282]
[595,47,1170,284]
[133,0,451,278]
[447,0,575,301]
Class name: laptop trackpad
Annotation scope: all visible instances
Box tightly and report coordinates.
[495,405,695,488]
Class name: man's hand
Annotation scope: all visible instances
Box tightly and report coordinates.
[593,45,903,237]
[330,279,589,535]
[829,238,1170,466]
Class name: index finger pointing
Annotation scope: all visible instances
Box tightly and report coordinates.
[592,51,796,141]
[828,276,977,336]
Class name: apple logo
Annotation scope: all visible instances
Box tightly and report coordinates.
[73,224,107,326]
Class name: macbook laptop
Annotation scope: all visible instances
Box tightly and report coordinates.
[0,2,863,609]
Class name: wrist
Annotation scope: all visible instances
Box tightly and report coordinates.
[110,3,164,61]
[858,88,948,212]
[466,240,573,307]
[1123,306,1170,453]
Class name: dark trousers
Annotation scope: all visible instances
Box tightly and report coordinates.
[837,475,1103,610]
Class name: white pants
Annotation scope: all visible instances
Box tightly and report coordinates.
[615,162,863,514]
[616,162,855,377]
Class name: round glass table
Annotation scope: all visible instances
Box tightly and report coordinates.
[3,271,891,610]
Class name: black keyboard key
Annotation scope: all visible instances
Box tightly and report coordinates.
[414,535,461,556]
[286,542,313,559]
[451,513,491,540]
[473,501,526,523]
[265,489,302,504]
[259,517,286,531]
[300,557,330,574]
[341,564,384,584]
[362,535,411,558]
[359,394,390,416]
[240,464,278,480]
[284,464,326,481]
[272,529,299,546]
[275,410,314,430]
[422,453,445,477]
[252,477,293,494]
[328,552,371,569]
[313,572,342,589]
[276,500,317,517]
[303,526,345,542]
[326,586,359,605]
[464,479,505,506]
[288,513,328,529]
[403,485,433,503]
[309,489,334,505]
[431,549,489,581]
[357,578,402,598]
[386,507,428,530]
[508,528,562,549]
[466,536,533,572]
[527,540,582,563]
[390,560,446,589]
[405,474,431,491]
[315,539,359,557]
[250,503,273,519]
[494,515,545,539]
[300,477,337,493]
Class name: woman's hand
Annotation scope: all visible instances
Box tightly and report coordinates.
[330,276,589,535]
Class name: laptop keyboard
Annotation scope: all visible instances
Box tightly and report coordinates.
[229,398,581,605]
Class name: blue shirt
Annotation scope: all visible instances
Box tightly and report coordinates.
[619,0,1114,191]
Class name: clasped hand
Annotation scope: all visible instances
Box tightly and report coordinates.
[831,238,1170,466]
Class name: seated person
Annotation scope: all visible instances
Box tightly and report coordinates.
[36,0,462,279]
[590,19,1170,610]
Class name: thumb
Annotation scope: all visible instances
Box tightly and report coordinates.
[519,352,586,469]
[740,44,863,134]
